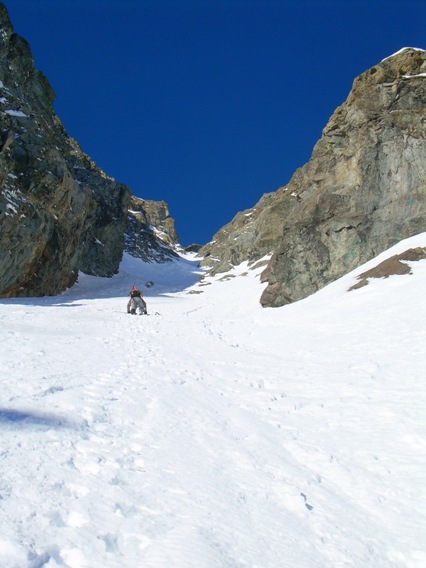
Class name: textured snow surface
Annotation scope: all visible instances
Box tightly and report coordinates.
[0,234,425,568]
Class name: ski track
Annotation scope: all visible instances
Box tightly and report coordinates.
[0,246,425,568]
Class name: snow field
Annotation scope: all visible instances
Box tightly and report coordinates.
[0,235,425,568]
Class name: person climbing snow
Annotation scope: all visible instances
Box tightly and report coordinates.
[127,285,147,315]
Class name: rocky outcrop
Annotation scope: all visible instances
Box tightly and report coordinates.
[349,247,426,290]
[200,186,295,274]
[200,48,426,307]
[0,3,130,297]
[125,196,179,262]
[260,47,426,306]
[184,243,203,254]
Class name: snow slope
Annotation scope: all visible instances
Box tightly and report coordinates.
[0,234,425,568]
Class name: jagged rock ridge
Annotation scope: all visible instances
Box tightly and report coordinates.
[200,48,426,307]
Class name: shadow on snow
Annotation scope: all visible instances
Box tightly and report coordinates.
[0,407,86,429]
[0,253,204,307]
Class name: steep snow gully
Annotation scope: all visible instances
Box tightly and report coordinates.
[0,236,425,568]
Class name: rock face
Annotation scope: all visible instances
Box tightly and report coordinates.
[200,48,426,307]
[125,196,179,262]
[200,186,294,275]
[0,4,131,297]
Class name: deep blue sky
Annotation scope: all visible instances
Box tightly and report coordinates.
[5,0,425,245]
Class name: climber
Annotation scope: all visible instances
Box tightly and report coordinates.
[127,285,147,315]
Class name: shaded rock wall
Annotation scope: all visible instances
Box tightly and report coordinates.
[0,3,130,297]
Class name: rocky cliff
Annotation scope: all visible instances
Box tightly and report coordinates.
[200,48,426,307]
[0,3,130,297]
[125,196,179,262]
